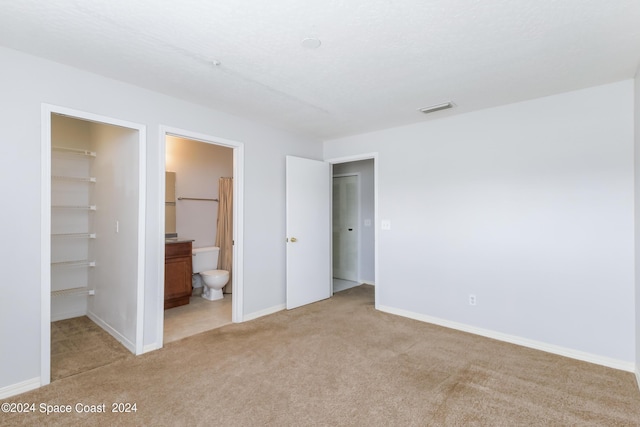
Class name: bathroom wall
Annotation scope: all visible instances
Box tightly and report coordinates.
[332,159,375,284]
[165,136,233,248]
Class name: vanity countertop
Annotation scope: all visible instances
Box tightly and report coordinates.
[165,238,195,244]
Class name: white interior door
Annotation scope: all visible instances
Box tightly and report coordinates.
[286,156,331,309]
[333,175,358,281]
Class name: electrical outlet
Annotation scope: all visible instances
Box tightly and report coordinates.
[468,294,476,306]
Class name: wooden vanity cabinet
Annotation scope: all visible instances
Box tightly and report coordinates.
[164,241,192,309]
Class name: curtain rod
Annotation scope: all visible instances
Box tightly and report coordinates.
[177,197,219,202]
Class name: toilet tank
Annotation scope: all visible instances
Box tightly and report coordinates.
[192,246,220,273]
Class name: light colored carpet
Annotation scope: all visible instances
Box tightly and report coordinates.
[4,285,640,426]
[50,316,133,381]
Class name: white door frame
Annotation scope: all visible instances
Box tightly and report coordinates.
[332,173,361,283]
[326,153,379,309]
[41,104,147,386]
[157,126,245,348]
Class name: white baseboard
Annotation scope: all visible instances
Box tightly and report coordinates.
[86,312,136,354]
[243,304,286,322]
[142,343,161,354]
[359,280,375,286]
[51,308,87,322]
[378,305,635,372]
[0,377,40,399]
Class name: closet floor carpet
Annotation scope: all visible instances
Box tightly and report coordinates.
[51,316,133,381]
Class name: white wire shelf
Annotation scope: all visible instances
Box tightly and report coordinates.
[51,287,95,297]
[51,205,96,210]
[51,260,96,268]
[52,175,96,183]
[52,146,96,157]
[51,233,96,239]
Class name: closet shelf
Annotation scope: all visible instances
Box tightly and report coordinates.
[51,233,96,239]
[51,260,96,268]
[52,175,96,183]
[52,146,96,157]
[52,205,96,211]
[51,287,95,298]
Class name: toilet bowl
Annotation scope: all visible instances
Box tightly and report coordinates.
[192,246,229,301]
[200,269,229,301]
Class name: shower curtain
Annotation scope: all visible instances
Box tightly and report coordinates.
[215,177,233,293]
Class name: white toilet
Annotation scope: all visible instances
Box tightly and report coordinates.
[192,246,229,301]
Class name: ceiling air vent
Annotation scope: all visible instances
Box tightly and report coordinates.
[418,102,455,114]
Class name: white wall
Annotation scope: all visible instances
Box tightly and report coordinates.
[0,46,321,394]
[324,81,635,366]
[88,123,140,351]
[51,114,91,151]
[634,70,640,381]
[50,115,92,320]
[165,136,233,248]
[332,160,375,284]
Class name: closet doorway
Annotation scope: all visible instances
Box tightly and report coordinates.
[330,158,377,295]
[159,127,244,347]
[41,105,146,386]
[332,174,359,283]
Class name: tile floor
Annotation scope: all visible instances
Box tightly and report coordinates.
[163,293,232,343]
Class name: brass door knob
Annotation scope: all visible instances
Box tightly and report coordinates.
[290,237,298,243]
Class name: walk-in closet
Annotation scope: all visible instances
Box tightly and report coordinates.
[49,113,143,380]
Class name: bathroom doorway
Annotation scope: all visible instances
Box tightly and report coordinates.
[160,127,244,345]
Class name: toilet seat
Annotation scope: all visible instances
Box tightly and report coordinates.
[201,269,228,278]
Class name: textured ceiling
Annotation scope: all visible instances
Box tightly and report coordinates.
[1,0,639,139]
